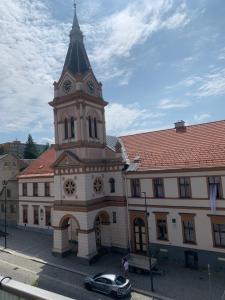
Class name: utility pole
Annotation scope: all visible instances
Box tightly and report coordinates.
[2,180,8,249]
[142,191,154,292]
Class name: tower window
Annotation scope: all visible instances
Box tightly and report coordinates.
[94,118,98,138]
[88,116,92,138]
[70,117,75,138]
[64,118,68,139]
[109,178,115,193]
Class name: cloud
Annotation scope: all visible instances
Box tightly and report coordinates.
[195,68,225,97]
[158,99,191,109]
[105,102,164,136]
[0,0,69,135]
[86,0,189,82]
[218,47,225,60]
[194,113,211,122]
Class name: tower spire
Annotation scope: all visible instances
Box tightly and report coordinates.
[72,1,80,29]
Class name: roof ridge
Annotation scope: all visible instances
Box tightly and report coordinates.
[120,119,225,138]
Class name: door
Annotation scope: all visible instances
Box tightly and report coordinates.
[95,216,101,250]
[134,218,147,254]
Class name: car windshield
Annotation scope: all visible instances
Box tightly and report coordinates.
[115,275,126,285]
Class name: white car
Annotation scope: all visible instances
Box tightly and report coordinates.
[84,273,131,297]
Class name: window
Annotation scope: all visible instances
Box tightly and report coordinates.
[94,117,97,138]
[88,116,98,139]
[6,189,11,198]
[153,178,164,198]
[88,116,92,138]
[64,118,68,139]
[181,214,196,244]
[133,218,147,253]
[210,216,225,248]
[33,206,39,225]
[131,179,141,197]
[33,183,38,197]
[70,117,75,138]
[10,204,15,214]
[112,212,117,223]
[22,183,27,196]
[208,177,222,199]
[23,206,28,223]
[155,213,168,241]
[179,177,191,198]
[1,204,4,213]
[44,182,50,197]
[109,178,115,193]
[45,207,51,226]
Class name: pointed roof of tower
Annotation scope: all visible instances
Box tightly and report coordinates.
[62,3,91,76]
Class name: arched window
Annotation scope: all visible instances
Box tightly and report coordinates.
[94,117,98,138]
[64,118,68,139]
[109,178,115,193]
[70,117,75,138]
[88,116,92,138]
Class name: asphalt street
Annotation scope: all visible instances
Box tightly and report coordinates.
[0,251,151,300]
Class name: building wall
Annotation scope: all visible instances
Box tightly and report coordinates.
[127,169,225,267]
[18,177,54,230]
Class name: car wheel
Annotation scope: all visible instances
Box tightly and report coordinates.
[85,283,91,290]
[111,290,118,298]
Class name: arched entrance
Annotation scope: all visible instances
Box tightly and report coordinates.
[94,211,110,251]
[59,214,80,255]
[133,218,147,254]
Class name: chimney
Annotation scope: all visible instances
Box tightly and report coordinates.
[174,120,186,132]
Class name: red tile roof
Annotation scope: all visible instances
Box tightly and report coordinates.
[120,120,225,171]
[18,147,56,178]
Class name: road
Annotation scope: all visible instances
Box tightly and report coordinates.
[0,251,151,300]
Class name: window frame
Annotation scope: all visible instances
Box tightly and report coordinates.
[180,214,196,244]
[208,176,222,199]
[153,178,164,198]
[64,118,68,139]
[33,206,39,225]
[154,212,169,241]
[44,182,50,197]
[130,179,141,198]
[22,205,28,223]
[45,206,51,226]
[179,177,191,199]
[33,182,38,197]
[22,183,27,196]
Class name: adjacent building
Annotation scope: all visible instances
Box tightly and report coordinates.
[17,7,225,268]
[0,154,27,226]
[0,140,46,158]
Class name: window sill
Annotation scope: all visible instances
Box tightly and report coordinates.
[183,241,197,245]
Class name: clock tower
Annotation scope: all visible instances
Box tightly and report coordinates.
[49,5,128,260]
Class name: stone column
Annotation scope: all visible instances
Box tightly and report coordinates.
[52,227,71,256]
[77,230,97,261]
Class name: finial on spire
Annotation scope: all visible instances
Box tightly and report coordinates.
[72,0,80,29]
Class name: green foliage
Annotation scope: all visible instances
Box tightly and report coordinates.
[24,134,38,159]
[0,146,6,155]
[32,278,39,287]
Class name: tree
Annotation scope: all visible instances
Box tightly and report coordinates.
[0,146,6,155]
[24,134,38,159]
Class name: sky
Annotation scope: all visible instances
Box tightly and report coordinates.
[0,0,225,144]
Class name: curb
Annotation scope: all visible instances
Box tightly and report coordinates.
[1,247,172,300]
[133,287,174,300]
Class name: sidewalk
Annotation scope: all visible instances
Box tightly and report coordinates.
[0,227,225,300]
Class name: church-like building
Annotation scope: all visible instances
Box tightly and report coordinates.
[18,7,225,268]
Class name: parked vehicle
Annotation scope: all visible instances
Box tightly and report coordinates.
[84,273,131,297]
[127,253,158,274]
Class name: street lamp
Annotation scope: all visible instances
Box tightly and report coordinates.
[142,191,154,292]
[2,180,8,249]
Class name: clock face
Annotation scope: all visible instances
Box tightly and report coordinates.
[87,80,95,94]
[63,80,72,93]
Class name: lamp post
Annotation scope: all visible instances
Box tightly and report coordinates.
[142,191,154,292]
[2,180,7,249]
